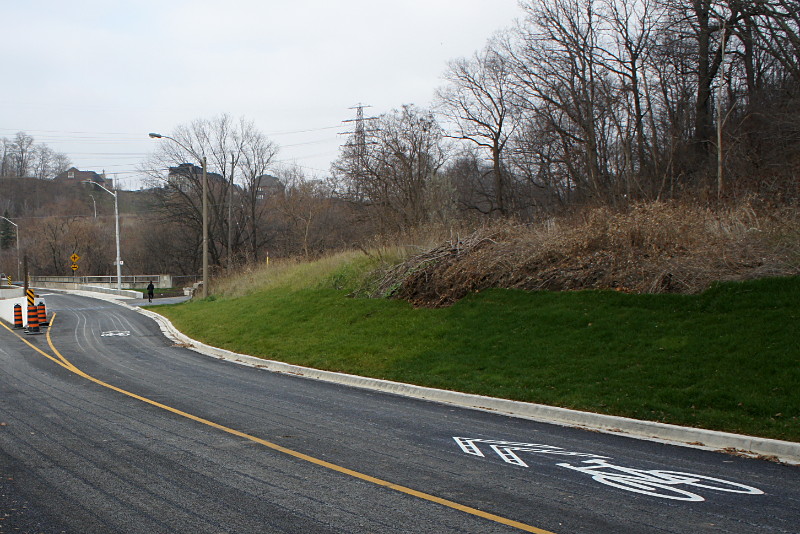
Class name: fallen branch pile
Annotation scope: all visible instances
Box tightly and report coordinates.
[370,201,800,307]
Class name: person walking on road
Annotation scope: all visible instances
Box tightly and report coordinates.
[147,281,154,303]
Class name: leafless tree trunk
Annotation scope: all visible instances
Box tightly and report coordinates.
[511,0,615,203]
[332,105,449,230]
[143,114,277,271]
[239,128,279,263]
[437,40,517,215]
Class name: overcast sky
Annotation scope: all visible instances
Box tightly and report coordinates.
[3,1,521,189]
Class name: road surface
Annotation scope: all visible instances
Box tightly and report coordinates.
[1,292,797,533]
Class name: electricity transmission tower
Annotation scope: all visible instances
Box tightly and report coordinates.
[340,103,378,199]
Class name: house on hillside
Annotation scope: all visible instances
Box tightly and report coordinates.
[255,174,285,200]
[167,163,225,192]
[54,167,111,188]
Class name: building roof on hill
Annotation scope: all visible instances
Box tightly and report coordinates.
[54,167,108,185]
[258,174,284,188]
[255,174,285,200]
[167,163,225,183]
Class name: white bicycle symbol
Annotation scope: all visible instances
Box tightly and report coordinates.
[557,459,764,501]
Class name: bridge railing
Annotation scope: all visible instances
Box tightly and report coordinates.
[30,274,200,289]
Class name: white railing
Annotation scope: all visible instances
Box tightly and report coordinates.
[31,274,200,289]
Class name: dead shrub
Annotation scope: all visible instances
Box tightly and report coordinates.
[373,200,800,307]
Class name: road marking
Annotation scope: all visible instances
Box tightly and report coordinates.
[455,437,764,502]
[1,315,78,372]
[101,330,130,337]
[557,459,764,502]
[0,317,555,534]
[455,437,608,467]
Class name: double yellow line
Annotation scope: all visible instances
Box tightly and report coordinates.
[1,314,555,534]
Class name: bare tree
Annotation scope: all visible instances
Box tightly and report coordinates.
[332,105,449,230]
[510,0,617,203]
[51,152,72,177]
[437,39,518,215]
[0,132,71,179]
[0,138,11,177]
[238,125,280,263]
[657,1,745,155]
[9,132,35,177]
[753,0,800,80]
[276,165,329,258]
[31,145,55,180]
[26,216,112,276]
[144,114,278,271]
[597,0,664,197]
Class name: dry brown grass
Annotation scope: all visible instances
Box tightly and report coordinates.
[373,200,800,307]
[211,252,362,299]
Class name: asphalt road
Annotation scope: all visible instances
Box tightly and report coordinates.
[1,292,798,533]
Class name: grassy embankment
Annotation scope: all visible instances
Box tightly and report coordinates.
[151,253,799,442]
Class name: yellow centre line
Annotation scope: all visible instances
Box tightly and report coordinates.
[2,314,556,534]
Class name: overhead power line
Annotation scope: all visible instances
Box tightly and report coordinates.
[0,124,343,140]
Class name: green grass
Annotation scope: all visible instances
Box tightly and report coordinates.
[153,271,800,442]
[152,287,184,297]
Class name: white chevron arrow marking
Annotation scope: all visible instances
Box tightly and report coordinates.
[454,437,609,467]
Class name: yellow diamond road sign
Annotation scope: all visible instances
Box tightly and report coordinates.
[70,253,80,263]
[71,264,79,271]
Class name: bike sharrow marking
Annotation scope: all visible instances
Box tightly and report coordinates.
[0,314,557,534]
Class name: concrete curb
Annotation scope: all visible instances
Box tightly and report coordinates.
[132,306,800,466]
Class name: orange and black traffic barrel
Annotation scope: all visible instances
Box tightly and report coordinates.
[26,305,40,334]
[37,301,48,327]
[13,304,23,328]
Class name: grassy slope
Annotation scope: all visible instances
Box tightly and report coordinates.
[154,260,800,442]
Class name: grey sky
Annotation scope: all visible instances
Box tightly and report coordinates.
[3,1,521,189]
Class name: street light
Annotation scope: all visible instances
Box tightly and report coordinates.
[148,132,208,298]
[83,180,122,293]
[0,216,20,281]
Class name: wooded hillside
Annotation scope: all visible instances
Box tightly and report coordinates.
[2,0,798,284]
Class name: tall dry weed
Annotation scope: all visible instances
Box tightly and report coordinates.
[375,200,800,307]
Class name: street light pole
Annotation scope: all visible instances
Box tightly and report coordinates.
[113,183,122,293]
[149,133,208,298]
[83,181,122,293]
[202,156,208,299]
[0,216,20,281]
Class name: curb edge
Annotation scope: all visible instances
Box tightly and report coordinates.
[134,307,800,466]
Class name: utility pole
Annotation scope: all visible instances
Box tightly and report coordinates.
[716,21,728,201]
[228,152,235,273]
[113,177,122,293]
[149,132,209,298]
[23,255,28,296]
[202,157,208,298]
[83,180,122,293]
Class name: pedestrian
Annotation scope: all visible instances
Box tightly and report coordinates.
[147,281,154,303]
